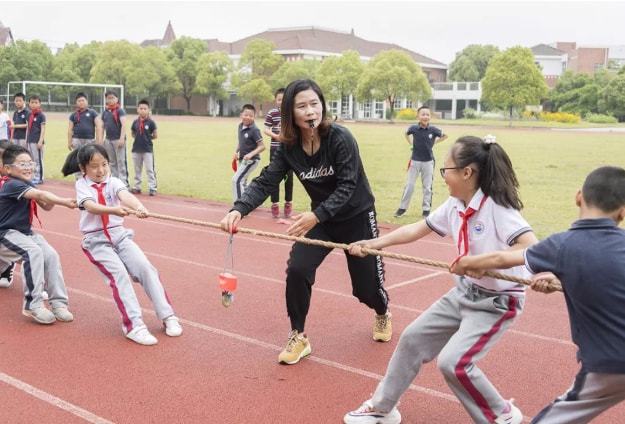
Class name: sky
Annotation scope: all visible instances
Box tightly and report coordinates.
[2,1,624,64]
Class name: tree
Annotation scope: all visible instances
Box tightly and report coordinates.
[0,40,54,89]
[167,37,206,112]
[317,50,364,118]
[603,73,625,121]
[448,45,499,81]
[238,78,273,114]
[196,51,233,116]
[90,41,141,86]
[481,46,548,125]
[550,71,611,116]
[270,59,320,91]
[126,47,180,100]
[356,50,431,119]
[238,39,284,81]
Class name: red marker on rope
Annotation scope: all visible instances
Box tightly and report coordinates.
[219,230,238,307]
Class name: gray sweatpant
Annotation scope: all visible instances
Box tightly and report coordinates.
[0,230,69,310]
[81,227,174,333]
[26,142,44,183]
[532,369,625,424]
[71,138,96,179]
[398,159,434,212]
[104,138,129,187]
[232,158,260,201]
[13,138,27,148]
[372,278,524,423]
[132,152,157,192]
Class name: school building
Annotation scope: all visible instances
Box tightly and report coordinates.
[0,21,15,47]
[141,22,481,120]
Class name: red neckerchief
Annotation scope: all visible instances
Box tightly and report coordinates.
[452,194,488,265]
[28,108,41,131]
[30,199,42,227]
[138,117,147,135]
[0,175,7,188]
[74,108,85,124]
[91,182,112,242]
[106,103,120,124]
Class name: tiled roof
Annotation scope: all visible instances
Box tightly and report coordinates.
[531,44,566,57]
[227,27,446,68]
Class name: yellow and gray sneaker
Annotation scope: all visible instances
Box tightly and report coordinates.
[278,330,311,365]
[344,400,401,424]
[373,311,392,342]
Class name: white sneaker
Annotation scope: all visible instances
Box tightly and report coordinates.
[344,400,401,424]
[494,399,523,424]
[22,307,56,325]
[52,307,74,322]
[163,316,183,337]
[0,263,15,288]
[125,325,158,346]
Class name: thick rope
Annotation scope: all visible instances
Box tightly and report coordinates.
[131,210,562,292]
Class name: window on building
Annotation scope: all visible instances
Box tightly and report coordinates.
[341,95,350,117]
[375,101,384,118]
[393,98,402,110]
[328,100,339,117]
[406,100,413,109]
[363,100,372,118]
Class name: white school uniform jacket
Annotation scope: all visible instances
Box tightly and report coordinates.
[76,175,127,234]
[426,189,532,293]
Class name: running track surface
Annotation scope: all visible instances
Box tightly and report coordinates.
[1,180,621,424]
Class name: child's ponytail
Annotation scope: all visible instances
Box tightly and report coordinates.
[61,149,81,176]
[452,136,523,210]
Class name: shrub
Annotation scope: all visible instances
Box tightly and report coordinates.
[538,111,581,124]
[463,108,478,119]
[585,113,618,124]
[522,110,540,120]
[396,108,418,120]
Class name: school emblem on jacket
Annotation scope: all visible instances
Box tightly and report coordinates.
[472,221,485,237]
[86,113,90,117]
[429,134,433,139]
[145,125,149,130]
[244,133,248,138]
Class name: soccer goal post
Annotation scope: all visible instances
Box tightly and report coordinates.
[5,81,124,113]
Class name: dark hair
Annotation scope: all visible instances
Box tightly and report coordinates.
[450,136,523,210]
[240,104,255,114]
[105,90,118,98]
[417,105,430,112]
[280,79,330,146]
[28,95,41,102]
[582,166,625,213]
[14,92,25,100]
[274,88,285,97]
[138,99,150,107]
[61,144,110,176]
[2,145,32,165]
[75,92,87,101]
[0,139,10,152]
[0,99,4,106]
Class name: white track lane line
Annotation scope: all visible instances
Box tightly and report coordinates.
[37,229,575,347]
[0,372,115,424]
[386,271,447,290]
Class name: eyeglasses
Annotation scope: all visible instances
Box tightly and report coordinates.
[439,167,463,178]
[9,161,36,170]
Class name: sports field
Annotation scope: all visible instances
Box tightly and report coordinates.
[40,113,625,238]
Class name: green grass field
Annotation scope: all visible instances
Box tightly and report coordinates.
[40,113,625,238]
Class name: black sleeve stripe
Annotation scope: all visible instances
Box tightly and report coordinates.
[425,218,446,237]
[507,227,533,246]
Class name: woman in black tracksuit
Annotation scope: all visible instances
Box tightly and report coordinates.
[220,79,391,365]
